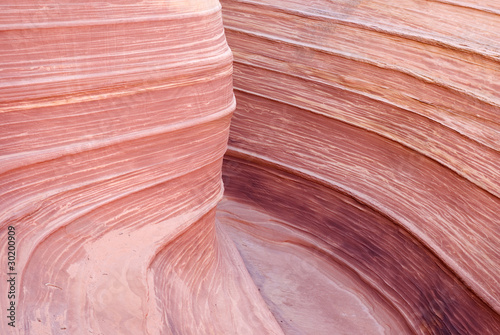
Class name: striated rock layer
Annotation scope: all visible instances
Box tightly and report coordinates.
[2,0,500,334]
[219,0,500,334]
[0,1,283,334]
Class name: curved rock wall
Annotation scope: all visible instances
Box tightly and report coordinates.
[2,0,500,334]
[0,1,282,334]
[219,0,500,334]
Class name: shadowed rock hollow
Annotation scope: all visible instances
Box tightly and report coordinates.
[1,0,499,334]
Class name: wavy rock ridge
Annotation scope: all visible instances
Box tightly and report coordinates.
[1,0,500,334]
[219,0,500,334]
[1,1,281,334]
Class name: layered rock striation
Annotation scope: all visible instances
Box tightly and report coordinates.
[1,0,500,334]
[219,0,500,334]
[1,1,282,334]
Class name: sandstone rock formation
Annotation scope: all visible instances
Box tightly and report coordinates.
[1,0,499,334]
[219,0,500,334]
[1,1,281,334]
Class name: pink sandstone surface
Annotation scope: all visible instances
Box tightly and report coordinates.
[219,0,500,333]
[1,0,499,334]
